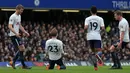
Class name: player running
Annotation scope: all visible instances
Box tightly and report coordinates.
[45,28,67,70]
[84,6,105,70]
[8,4,31,69]
[109,10,130,69]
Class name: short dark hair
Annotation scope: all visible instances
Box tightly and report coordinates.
[91,6,97,14]
[16,4,24,10]
[50,28,58,37]
[114,10,122,16]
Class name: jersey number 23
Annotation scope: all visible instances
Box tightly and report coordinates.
[48,45,58,52]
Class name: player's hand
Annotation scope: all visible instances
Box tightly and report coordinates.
[117,42,122,48]
[126,52,130,55]
[16,33,21,38]
[25,32,30,37]
[63,53,68,56]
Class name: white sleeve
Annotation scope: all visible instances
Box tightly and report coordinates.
[120,23,126,31]
[19,15,21,22]
[45,41,48,53]
[85,18,89,26]
[101,18,105,27]
[9,16,15,25]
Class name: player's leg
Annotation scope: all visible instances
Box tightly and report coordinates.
[125,42,130,54]
[16,37,31,69]
[56,58,66,70]
[13,51,20,64]
[115,42,129,69]
[109,45,118,68]
[94,40,103,64]
[47,60,55,70]
[109,41,122,69]
[88,40,97,70]
[115,51,122,69]
[10,36,20,69]
[114,42,127,69]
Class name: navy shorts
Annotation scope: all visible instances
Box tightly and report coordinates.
[88,40,101,49]
[49,58,65,69]
[113,40,129,49]
[11,36,23,48]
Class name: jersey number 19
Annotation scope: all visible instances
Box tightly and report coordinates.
[90,22,98,30]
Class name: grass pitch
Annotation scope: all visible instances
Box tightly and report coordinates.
[0,66,129,73]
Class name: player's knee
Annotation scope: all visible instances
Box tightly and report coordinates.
[97,51,102,57]
[18,45,25,51]
[96,48,102,51]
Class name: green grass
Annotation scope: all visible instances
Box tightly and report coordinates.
[0,66,129,73]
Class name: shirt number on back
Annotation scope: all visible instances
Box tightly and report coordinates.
[90,22,98,30]
[48,45,58,52]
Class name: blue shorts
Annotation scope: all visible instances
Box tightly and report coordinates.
[88,40,101,49]
[113,40,129,49]
[11,36,24,49]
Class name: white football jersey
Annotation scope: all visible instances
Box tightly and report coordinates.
[118,18,129,42]
[45,38,64,60]
[8,13,21,36]
[85,15,104,40]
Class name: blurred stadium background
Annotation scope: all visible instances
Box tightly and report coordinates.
[0,0,130,68]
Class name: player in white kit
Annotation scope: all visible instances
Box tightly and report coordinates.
[8,4,31,69]
[109,11,130,69]
[84,6,105,70]
[45,28,66,70]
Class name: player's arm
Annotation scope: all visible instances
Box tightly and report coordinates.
[119,31,125,44]
[45,42,49,56]
[8,24,17,35]
[8,16,17,35]
[19,24,27,34]
[19,24,30,36]
[119,23,126,44]
[8,16,19,37]
[84,18,89,30]
[84,25,88,30]
[100,18,105,30]
[61,43,67,56]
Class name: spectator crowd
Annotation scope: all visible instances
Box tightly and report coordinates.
[0,21,130,62]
